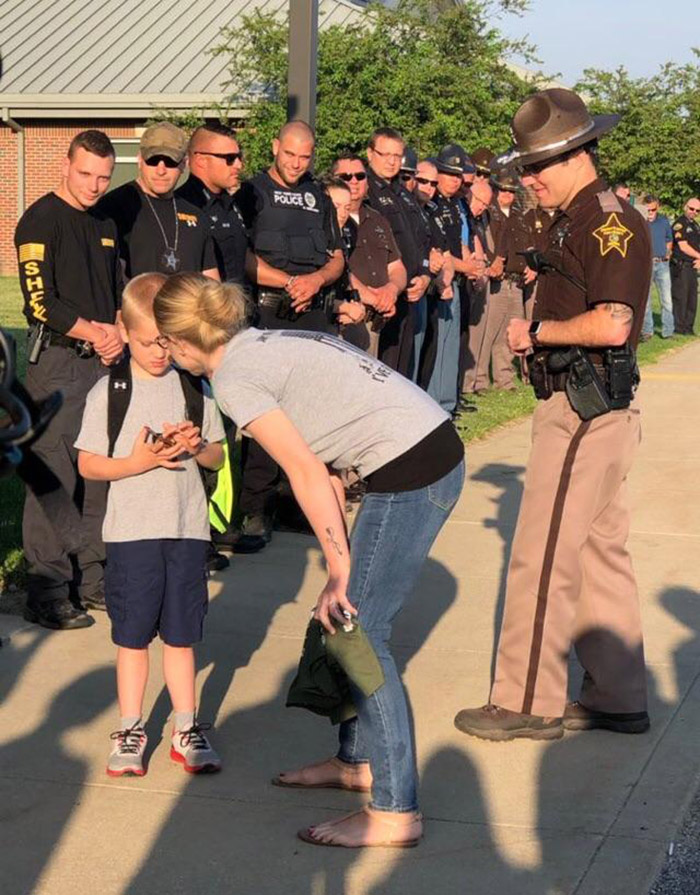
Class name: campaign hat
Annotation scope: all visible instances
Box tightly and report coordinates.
[498,88,619,168]
[490,164,520,192]
[140,122,188,164]
[471,147,495,176]
[400,147,418,173]
[436,143,469,175]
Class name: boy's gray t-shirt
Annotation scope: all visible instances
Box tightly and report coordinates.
[75,366,224,543]
[211,328,448,477]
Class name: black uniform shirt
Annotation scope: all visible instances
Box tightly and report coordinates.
[535,178,652,346]
[419,199,449,253]
[671,214,700,261]
[236,172,342,275]
[15,192,122,333]
[366,170,430,281]
[490,204,534,275]
[432,192,464,260]
[176,174,248,283]
[95,181,216,278]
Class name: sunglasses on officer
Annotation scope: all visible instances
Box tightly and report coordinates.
[400,172,415,182]
[337,172,367,182]
[193,151,243,166]
[415,176,439,187]
[144,155,182,169]
[687,205,700,214]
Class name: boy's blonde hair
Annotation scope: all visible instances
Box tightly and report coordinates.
[121,272,168,329]
[153,273,248,352]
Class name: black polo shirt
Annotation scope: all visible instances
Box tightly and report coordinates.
[176,174,249,283]
[366,170,430,281]
[15,192,122,333]
[95,181,216,278]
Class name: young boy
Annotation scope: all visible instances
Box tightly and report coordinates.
[76,272,225,777]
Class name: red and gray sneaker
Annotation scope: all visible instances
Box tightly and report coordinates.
[170,722,221,774]
[106,725,147,777]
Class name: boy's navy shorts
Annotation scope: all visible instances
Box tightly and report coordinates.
[105,539,209,648]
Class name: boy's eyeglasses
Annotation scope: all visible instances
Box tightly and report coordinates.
[194,151,243,165]
[415,176,438,187]
[337,172,367,182]
[144,155,181,169]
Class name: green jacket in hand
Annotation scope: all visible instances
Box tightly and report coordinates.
[286,618,385,724]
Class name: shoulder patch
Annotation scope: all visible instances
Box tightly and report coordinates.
[592,213,634,258]
[674,222,684,231]
[596,190,623,214]
[18,243,45,263]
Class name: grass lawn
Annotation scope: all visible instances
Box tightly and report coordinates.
[0,276,697,592]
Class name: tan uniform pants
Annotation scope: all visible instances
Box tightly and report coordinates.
[491,392,646,718]
[472,279,524,391]
[463,284,488,392]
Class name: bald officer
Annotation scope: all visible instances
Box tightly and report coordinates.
[455,89,652,741]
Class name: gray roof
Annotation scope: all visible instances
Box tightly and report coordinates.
[0,0,368,116]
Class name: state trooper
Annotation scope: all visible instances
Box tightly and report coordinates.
[455,88,653,741]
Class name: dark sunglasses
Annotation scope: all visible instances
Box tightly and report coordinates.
[688,206,700,213]
[337,171,367,182]
[415,176,438,187]
[144,155,182,169]
[194,150,243,165]
[400,172,415,181]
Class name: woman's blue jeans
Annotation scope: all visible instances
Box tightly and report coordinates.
[336,458,465,812]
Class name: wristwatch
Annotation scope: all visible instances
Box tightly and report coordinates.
[529,320,543,347]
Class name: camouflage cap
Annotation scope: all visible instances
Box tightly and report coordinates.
[140,122,188,163]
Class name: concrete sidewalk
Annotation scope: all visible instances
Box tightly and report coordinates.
[2,342,700,895]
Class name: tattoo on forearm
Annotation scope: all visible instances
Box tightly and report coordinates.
[325,527,344,557]
[604,302,633,324]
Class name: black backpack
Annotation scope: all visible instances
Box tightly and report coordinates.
[107,354,217,499]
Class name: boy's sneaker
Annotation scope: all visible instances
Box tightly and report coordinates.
[106,725,147,777]
[170,722,221,774]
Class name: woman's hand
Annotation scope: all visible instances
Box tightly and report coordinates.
[314,574,357,635]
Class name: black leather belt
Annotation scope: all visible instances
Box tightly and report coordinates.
[41,329,95,357]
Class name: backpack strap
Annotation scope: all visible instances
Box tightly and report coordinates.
[597,190,623,214]
[107,354,133,458]
[175,369,218,500]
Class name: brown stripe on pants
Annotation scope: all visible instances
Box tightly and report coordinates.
[490,392,646,718]
[472,279,524,391]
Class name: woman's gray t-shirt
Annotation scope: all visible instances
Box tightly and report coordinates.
[75,367,224,542]
[211,328,448,477]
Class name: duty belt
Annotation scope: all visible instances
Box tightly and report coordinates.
[28,325,95,358]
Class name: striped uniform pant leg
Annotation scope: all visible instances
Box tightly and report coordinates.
[490,394,642,718]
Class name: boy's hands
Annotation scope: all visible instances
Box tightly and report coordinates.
[162,421,204,457]
[129,427,184,474]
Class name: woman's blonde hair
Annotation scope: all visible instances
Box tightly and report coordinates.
[153,273,249,352]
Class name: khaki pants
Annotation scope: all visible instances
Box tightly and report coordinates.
[491,393,646,718]
[472,279,524,391]
[463,284,488,392]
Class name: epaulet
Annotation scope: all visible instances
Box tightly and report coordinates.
[596,190,623,214]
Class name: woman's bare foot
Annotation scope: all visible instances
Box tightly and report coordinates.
[272,756,372,792]
[298,806,423,848]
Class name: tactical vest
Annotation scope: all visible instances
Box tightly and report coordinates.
[251,173,330,274]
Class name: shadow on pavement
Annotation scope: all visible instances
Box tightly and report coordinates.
[121,555,458,895]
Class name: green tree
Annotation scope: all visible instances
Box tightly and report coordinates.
[577,54,700,213]
[212,0,536,173]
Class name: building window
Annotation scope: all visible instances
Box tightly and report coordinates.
[109,138,187,191]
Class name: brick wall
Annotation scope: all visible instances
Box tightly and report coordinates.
[0,119,141,276]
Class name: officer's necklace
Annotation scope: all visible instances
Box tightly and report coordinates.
[143,193,180,272]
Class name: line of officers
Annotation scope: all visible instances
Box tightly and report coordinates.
[14,118,546,629]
